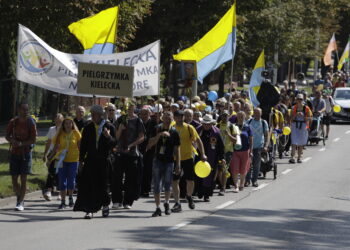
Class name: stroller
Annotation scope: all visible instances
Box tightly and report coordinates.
[260,135,278,180]
[308,115,326,146]
[277,133,289,159]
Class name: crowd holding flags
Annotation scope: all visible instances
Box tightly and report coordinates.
[15,3,350,103]
[68,7,118,55]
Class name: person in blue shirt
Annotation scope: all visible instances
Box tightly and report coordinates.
[245,108,269,187]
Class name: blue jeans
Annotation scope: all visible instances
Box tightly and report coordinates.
[58,162,78,191]
[152,159,173,194]
[246,148,262,183]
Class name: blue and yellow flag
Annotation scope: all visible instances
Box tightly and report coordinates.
[68,7,118,54]
[249,50,265,107]
[173,3,236,83]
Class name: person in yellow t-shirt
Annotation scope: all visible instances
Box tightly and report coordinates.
[53,118,81,209]
[171,110,207,212]
[217,111,239,195]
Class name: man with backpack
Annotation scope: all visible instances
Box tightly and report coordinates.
[246,108,269,187]
[5,102,37,211]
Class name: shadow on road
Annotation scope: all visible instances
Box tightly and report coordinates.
[118,208,350,249]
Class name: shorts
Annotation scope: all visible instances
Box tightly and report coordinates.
[322,115,332,126]
[152,159,173,194]
[175,158,195,181]
[9,152,32,176]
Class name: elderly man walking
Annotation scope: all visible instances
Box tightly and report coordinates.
[246,108,269,187]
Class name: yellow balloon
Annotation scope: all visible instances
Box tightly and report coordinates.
[225,171,231,178]
[282,126,291,135]
[333,105,341,113]
[194,161,211,178]
[199,103,207,111]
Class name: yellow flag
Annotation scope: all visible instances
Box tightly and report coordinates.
[68,7,118,54]
[173,4,236,82]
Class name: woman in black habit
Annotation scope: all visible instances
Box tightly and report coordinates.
[74,105,116,219]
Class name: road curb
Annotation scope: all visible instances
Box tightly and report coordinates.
[0,190,43,208]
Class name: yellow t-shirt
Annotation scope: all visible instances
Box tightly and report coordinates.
[174,123,199,161]
[53,130,81,162]
[218,122,239,153]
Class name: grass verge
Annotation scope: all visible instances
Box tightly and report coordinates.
[0,137,47,198]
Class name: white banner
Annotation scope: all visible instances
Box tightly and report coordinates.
[16,24,160,97]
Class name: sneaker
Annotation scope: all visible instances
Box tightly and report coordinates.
[164,203,171,215]
[171,203,182,213]
[102,206,109,217]
[112,203,123,209]
[325,135,328,139]
[239,186,244,191]
[252,182,259,187]
[218,190,225,196]
[15,202,24,211]
[84,213,93,219]
[43,191,52,201]
[58,203,66,210]
[68,196,74,207]
[204,196,210,202]
[152,207,162,217]
[289,158,296,164]
[297,158,302,163]
[124,204,132,209]
[186,196,195,209]
[244,181,250,187]
[233,187,239,193]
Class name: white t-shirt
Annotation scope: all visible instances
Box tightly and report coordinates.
[323,97,334,114]
[46,126,58,151]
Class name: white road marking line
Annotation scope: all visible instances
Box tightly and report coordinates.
[303,157,312,163]
[319,147,326,152]
[167,221,191,231]
[252,183,269,191]
[215,200,235,210]
[346,130,350,134]
[333,137,340,142]
[282,169,293,175]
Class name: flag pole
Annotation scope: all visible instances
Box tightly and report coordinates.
[229,0,236,95]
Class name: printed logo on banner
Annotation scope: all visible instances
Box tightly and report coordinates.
[19,40,54,75]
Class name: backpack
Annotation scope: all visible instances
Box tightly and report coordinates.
[247,118,267,133]
[292,105,311,119]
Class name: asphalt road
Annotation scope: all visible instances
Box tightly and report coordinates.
[1,124,350,250]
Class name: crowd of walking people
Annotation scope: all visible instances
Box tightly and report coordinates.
[5,73,345,219]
